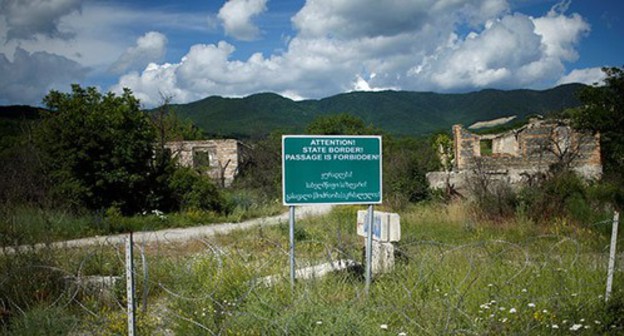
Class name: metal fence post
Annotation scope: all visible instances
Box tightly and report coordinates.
[126,232,136,335]
[606,211,620,302]
[365,205,374,294]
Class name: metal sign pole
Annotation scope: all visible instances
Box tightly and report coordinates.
[125,232,136,336]
[289,206,296,291]
[365,204,374,294]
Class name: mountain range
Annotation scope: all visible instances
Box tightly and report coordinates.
[1,83,585,138]
[168,83,585,138]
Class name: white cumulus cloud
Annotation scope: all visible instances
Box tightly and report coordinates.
[110,31,167,74]
[218,0,267,41]
[558,67,605,85]
[112,0,593,107]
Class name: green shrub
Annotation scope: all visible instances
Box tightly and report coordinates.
[169,167,227,213]
[519,171,603,224]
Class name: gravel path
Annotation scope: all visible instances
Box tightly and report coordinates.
[2,204,333,254]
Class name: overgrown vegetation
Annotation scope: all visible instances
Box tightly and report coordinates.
[1,202,621,335]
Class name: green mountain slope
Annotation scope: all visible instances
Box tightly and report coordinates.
[170,83,585,138]
[2,83,585,139]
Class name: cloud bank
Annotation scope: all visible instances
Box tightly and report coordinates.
[112,0,592,106]
[0,0,604,106]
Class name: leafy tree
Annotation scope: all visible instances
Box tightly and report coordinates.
[35,85,156,214]
[571,66,624,177]
[384,136,439,209]
[233,131,283,199]
[147,97,205,211]
[305,113,379,135]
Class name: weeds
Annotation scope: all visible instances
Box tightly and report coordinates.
[0,202,620,335]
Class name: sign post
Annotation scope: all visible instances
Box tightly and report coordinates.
[282,135,382,293]
[289,206,296,290]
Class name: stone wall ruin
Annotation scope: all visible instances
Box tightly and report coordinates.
[165,139,249,187]
[427,118,602,194]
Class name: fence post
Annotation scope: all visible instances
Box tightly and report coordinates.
[126,232,136,335]
[365,205,374,294]
[606,211,620,302]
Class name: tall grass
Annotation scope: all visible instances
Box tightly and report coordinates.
[1,201,621,334]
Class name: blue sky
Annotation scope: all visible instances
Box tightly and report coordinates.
[0,0,622,107]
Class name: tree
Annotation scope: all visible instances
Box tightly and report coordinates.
[147,96,204,211]
[35,85,156,214]
[571,66,624,178]
[305,113,379,135]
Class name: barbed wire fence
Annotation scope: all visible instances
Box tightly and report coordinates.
[1,212,622,335]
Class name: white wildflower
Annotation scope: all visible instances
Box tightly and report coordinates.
[521,288,527,293]
[316,321,323,325]
[552,324,559,329]
[570,324,583,331]
[501,317,508,323]
[527,303,535,308]
[380,324,388,330]
[398,333,407,336]
[509,308,517,314]
[594,320,601,325]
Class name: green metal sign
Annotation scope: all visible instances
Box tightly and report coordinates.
[282,135,382,205]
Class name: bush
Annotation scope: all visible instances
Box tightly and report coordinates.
[169,167,227,213]
[35,85,156,214]
[383,136,439,209]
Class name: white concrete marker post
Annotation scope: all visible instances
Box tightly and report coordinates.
[606,211,620,302]
[358,209,401,283]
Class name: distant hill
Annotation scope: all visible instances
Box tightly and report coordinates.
[0,105,43,120]
[169,83,585,138]
[1,83,586,139]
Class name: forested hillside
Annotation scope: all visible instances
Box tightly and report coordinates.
[168,83,585,137]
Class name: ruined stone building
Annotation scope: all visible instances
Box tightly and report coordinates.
[165,139,249,187]
[427,118,602,193]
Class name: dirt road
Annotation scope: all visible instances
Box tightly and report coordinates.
[2,204,333,254]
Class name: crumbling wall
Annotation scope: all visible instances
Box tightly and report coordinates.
[452,119,601,179]
[165,139,245,187]
[428,119,602,193]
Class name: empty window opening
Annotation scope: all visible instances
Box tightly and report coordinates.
[480,139,493,156]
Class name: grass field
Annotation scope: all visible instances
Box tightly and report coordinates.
[1,201,622,335]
